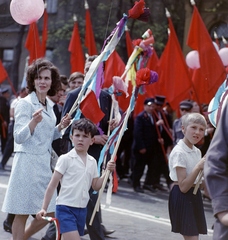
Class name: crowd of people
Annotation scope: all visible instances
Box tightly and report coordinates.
[0,55,227,240]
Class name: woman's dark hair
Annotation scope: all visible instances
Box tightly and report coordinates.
[71,118,97,137]
[26,58,60,96]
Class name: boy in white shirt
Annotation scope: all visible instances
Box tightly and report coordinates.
[37,118,115,240]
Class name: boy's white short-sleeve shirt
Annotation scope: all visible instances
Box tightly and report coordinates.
[169,139,202,184]
[55,148,99,208]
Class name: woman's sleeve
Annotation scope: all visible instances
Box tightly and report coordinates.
[14,100,33,144]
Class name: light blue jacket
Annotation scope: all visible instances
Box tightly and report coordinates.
[14,92,61,154]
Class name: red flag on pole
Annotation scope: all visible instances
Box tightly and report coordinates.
[156,14,192,110]
[0,60,8,83]
[103,50,129,111]
[187,5,226,101]
[85,1,97,56]
[190,68,208,103]
[146,49,159,72]
[80,91,105,124]
[25,22,42,64]
[125,27,134,57]
[41,8,48,57]
[68,16,85,73]
[103,50,125,88]
[133,49,160,117]
[0,60,17,95]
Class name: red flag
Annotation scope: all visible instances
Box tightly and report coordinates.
[103,51,125,88]
[116,82,133,112]
[155,16,192,110]
[134,40,161,117]
[0,60,8,83]
[187,5,226,102]
[103,51,131,112]
[25,22,42,64]
[125,28,134,57]
[0,60,17,95]
[41,9,48,56]
[146,49,159,72]
[190,68,209,103]
[68,20,85,73]
[85,6,97,55]
[80,91,105,124]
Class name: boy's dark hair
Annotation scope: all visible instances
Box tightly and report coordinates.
[71,118,97,137]
[60,75,68,86]
[68,72,84,83]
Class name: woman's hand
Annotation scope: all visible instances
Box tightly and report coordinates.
[29,108,43,133]
[32,108,43,123]
[58,113,71,131]
[36,209,47,220]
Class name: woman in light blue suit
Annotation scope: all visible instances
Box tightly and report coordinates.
[2,58,71,240]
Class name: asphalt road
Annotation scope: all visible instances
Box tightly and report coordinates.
[0,156,214,240]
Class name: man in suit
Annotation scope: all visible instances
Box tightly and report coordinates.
[204,101,228,240]
[131,98,158,193]
[150,95,173,191]
[0,87,28,170]
[0,87,10,154]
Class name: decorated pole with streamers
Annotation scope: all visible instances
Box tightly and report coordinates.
[90,67,158,225]
[42,217,60,240]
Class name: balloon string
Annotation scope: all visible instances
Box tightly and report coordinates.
[31,23,40,63]
[103,0,113,46]
[31,23,41,100]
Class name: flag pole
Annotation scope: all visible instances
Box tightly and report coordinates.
[89,87,136,226]
[6,76,17,97]
[89,39,154,225]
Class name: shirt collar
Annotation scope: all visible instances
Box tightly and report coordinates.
[68,148,92,160]
[178,139,197,153]
[47,97,55,107]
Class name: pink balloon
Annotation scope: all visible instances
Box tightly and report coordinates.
[186,50,200,69]
[10,0,44,25]
[219,48,228,66]
[212,41,219,52]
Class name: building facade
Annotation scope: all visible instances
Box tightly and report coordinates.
[0,0,227,92]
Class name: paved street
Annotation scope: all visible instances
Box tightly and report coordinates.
[0,156,214,240]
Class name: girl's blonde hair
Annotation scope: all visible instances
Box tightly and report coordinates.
[181,112,207,128]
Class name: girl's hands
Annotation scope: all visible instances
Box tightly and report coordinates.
[198,155,206,170]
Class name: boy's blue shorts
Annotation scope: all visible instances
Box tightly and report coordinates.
[56,205,87,236]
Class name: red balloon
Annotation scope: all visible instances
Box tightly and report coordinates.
[10,0,44,25]
[186,50,200,69]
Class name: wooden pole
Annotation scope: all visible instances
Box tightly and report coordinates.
[89,87,136,225]
[193,170,203,195]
